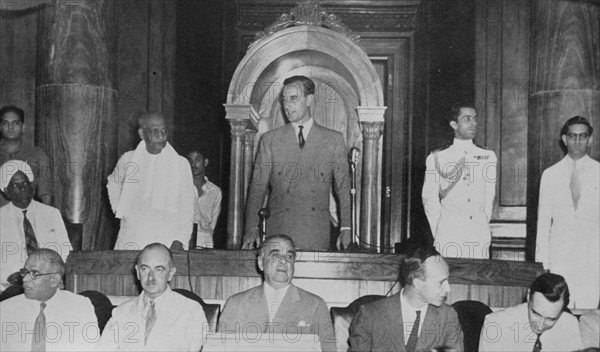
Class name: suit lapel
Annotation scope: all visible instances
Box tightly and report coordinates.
[416,305,438,351]
[249,285,269,331]
[273,284,301,323]
[381,293,406,352]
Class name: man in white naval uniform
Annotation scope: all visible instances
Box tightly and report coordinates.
[537,116,599,309]
[422,104,497,259]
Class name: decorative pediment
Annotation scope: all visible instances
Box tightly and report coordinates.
[250,0,360,49]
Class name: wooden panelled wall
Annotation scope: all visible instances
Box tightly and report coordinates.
[66,250,544,308]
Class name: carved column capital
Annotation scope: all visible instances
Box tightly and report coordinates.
[244,129,257,145]
[229,119,248,138]
[360,121,384,140]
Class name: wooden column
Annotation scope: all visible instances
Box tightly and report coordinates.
[224,104,251,250]
[243,129,257,203]
[357,107,386,252]
[35,0,118,250]
[526,0,600,261]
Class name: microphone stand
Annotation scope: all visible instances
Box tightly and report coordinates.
[258,207,270,244]
[348,147,361,251]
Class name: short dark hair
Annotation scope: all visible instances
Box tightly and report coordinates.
[259,234,296,257]
[0,105,25,123]
[187,149,205,161]
[282,76,315,97]
[449,103,476,123]
[529,273,570,308]
[399,245,442,287]
[137,242,174,267]
[560,116,593,137]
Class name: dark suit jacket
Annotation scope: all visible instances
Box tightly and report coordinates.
[349,292,464,352]
[245,122,351,251]
[219,283,336,351]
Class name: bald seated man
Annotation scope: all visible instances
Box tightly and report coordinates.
[97,243,207,351]
[107,112,195,250]
[0,248,98,351]
[219,235,336,351]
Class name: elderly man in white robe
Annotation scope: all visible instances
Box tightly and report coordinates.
[107,112,195,250]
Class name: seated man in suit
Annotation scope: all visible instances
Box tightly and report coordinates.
[0,160,71,294]
[349,246,463,352]
[479,273,583,352]
[97,243,207,351]
[219,234,336,351]
[0,248,98,351]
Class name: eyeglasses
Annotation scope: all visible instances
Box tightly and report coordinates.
[566,132,589,141]
[19,268,59,280]
[268,252,296,263]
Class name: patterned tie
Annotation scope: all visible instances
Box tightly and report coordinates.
[406,310,420,352]
[298,125,305,148]
[532,333,542,352]
[570,161,582,209]
[145,300,156,344]
[23,210,38,251]
[269,290,281,323]
[31,302,46,351]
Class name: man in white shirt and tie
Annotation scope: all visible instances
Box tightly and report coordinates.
[536,116,600,309]
[97,243,207,351]
[0,160,70,294]
[0,248,98,351]
[349,245,464,352]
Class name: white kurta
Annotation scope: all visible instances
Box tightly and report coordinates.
[107,142,195,250]
[0,289,98,351]
[537,155,600,309]
[422,139,497,259]
[0,201,71,288]
[97,287,207,351]
[192,177,222,248]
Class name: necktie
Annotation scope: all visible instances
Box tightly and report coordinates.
[269,290,281,322]
[570,161,582,209]
[298,125,305,148]
[406,310,420,352]
[145,300,156,344]
[532,333,542,352]
[23,210,38,251]
[31,302,46,352]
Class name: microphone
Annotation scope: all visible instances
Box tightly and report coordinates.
[258,207,270,243]
[349,147,360,168]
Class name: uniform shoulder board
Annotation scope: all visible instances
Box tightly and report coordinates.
[474,143,492,151]
[429,143,452,155]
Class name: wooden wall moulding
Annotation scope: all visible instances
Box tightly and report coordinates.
[235,1,421,33]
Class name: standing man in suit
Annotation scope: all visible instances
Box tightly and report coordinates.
[479,273,583,352]
[536,116,599,309]
[220,235,335,351]
[349,246,463,352]
[0,160,70,294]
[243,76,351,251]
[97,243,207,351]
[422,103,497,259]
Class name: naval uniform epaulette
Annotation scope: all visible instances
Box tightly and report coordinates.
[428,143,452,155]
[474,143,492,150]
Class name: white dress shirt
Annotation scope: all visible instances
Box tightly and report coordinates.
[97,286,207,351]
[0,289,98,351]
[192,177,222,248]
[400,288,428,344]
[0,200,71,288]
